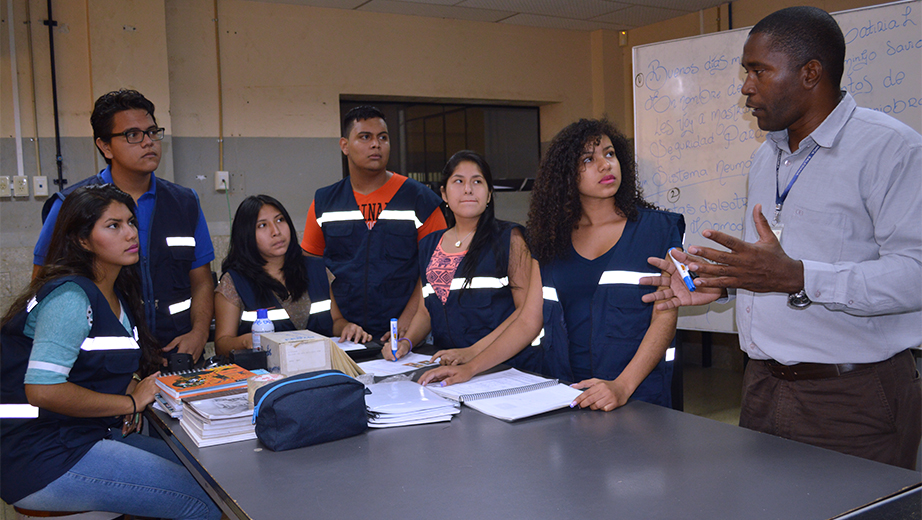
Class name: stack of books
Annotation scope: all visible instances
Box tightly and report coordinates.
[153,364,255,419]
[179,392,256,447]
[365,381,459,428]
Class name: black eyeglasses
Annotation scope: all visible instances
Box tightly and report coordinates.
[109,127,165,144]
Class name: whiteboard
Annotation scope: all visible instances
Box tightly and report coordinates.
[633,0,922,333]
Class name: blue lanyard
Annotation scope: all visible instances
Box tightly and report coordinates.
[774,144,821,223]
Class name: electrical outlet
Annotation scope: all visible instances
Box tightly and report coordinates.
[13,176,29,197]
[33,176,48,197]
[0,177,10,197]
[215,171,229,192]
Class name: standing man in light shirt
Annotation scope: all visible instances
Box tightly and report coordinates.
[34,89,215,363]
[642,6,921,469]
[300,106,446,342]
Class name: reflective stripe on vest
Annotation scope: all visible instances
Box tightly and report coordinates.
[598,270,656,285]
[310,300,331,314]
[666,347,675,362]
[531,327,545,346]
[26,297,38,313]
[79,336,141,351]
[542,287,559,302]
[165,236,195,247]
[377,209,423,229]
[169,298,192,315]
[316,210,365,225]
[0,404,39,419]
[422,276,509,298]
[241,308,291,322]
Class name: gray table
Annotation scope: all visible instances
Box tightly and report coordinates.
[149,397,920,520]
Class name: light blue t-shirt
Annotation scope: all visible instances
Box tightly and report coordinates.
[23,282,131,385]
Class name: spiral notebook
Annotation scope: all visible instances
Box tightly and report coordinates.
[427,368,583,421]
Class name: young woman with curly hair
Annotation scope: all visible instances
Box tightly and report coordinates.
[420,119,684,411]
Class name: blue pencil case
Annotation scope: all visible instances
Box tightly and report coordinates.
[252,369,367,451]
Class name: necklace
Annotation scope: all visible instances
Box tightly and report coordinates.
[454,228,475,248]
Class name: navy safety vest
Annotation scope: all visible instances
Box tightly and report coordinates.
[314,175,442,337]
[228,256,334,337]
[537,208,685,407]
[0,276,141,504]
[42,174,200,348]
[419,224,540,372]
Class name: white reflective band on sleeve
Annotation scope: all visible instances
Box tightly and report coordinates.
[80,336,141,351]
[309,300,331,314]
[27,360,71,376]
[531,328,545,346]
[240,309,290,322]
[133,327,139,341]
[166,236,196,247]
[0,404,39,419]
[421,284,435,298]
[168,299,192,315]
[449,276,508,291]
[598,270,655,286]
[316,210,365,225]
[26,297,38,313]
[665,347,675,362]
[377,210,423,229]
[542,287,559,302]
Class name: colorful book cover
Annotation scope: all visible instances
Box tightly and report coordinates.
[155,364,255,400]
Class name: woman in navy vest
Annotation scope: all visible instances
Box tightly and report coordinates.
[384,151,534,371]
[0,185,220,518]
[214,195,371,356]
[421,119,683,411]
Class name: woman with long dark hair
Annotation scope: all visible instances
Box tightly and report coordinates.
[0,184,220,518]
[214,195,370,356]
[421,120,683,411]
[384,151,533,371]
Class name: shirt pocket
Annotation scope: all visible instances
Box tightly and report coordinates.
[383,225,418,262]
[778,203,846,262]
[602,285,653,343]
[167,243,196,289]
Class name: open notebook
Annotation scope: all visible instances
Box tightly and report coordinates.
[427,368,583,421]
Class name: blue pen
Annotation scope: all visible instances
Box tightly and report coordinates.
[668,248,696,292]
[390,318,399,361]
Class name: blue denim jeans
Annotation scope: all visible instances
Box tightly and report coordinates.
[14,430,222,520]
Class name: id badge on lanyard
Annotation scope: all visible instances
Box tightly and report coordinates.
[773,144,821,243]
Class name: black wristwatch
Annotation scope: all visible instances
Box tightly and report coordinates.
[787,289,812,309]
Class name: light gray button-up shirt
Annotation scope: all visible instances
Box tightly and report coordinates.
[737,92,922,364]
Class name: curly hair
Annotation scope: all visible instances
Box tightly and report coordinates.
[526,118,654,264]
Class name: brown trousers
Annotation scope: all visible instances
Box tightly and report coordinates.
[740,350,921,470]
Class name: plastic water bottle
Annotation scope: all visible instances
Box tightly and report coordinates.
[251,308,274,351]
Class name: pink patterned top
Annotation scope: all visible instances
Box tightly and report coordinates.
[426,237,466,304]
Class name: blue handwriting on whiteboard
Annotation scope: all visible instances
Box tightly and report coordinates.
[886,38,922,55]
[870,96,921,115]
[844,49,877,73]
[843,6,917,44]
[704,54,729,75]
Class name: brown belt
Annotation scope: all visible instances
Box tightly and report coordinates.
[765,359,878,381]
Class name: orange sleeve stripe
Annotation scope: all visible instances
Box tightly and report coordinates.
[300,202,326,255]
[418,207,447,242]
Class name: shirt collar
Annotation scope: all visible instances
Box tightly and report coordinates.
[767,91,856,153]
[98,166,157,197]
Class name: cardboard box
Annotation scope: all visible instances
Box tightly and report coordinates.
[259,330,332,376]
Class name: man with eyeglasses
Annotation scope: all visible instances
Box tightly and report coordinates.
[34,89,215,364]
